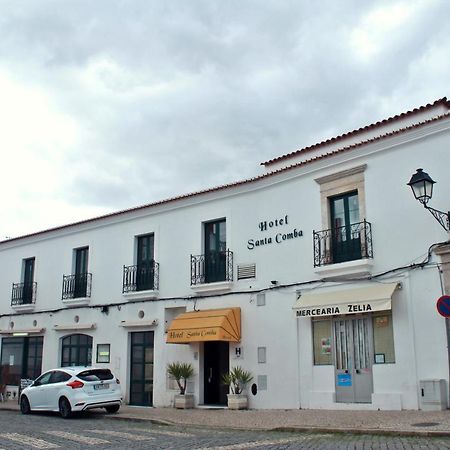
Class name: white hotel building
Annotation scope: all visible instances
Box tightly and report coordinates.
[1,98,450,411]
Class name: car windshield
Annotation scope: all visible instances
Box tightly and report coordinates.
[77,369,114,381]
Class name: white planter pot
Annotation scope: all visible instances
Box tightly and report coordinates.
[174,394,195,409]
[227,394,248,410]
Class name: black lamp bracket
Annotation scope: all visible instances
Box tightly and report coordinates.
[423,204,450,232]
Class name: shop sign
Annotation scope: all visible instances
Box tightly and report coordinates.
[247,214,303,250]
[337,373,352,387]
[296,303,374,317]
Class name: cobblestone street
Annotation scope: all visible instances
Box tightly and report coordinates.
[1,410,449,449]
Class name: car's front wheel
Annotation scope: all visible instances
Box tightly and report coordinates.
[20,396,31,415]
[105,404,120,414]
[59,397,72,419]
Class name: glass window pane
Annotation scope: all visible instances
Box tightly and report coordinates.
[373,313,395,363]
[348,193,359,224]
[312,320,332,365]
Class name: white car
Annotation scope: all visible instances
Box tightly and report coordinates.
[20,367,122,418]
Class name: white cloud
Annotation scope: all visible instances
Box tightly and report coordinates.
[0,0,448,239]
[350,1,425,61]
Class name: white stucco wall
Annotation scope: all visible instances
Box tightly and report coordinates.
[0,115,449,410]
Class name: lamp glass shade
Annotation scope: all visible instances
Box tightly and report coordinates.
[408,169,435,205]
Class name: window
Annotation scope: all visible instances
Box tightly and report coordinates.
[61,334,93,367]
[329,191,362,263]
[314,165,373,267]
[34,371,53,386]
[77,369,113,381]
[373,312,395,363]
[136,234,155,291]
[74,247,89,298]
[22,258,35,304]
[50,371,71,384]
[312,319,333,365]
[204,219,226,283]
[0,337,43,385]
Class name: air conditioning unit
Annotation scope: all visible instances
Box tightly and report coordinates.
[419,379,447,411]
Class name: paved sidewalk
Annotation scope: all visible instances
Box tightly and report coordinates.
[1,400,449,437]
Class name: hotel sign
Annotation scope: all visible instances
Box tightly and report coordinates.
[247,214,303,250]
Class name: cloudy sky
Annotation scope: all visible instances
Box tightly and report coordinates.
[0,0,449,239]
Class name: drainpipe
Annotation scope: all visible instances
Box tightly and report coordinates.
[434,243,450,407]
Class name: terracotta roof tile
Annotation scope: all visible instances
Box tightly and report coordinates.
[2,108,449,245]
[261,97,450,166]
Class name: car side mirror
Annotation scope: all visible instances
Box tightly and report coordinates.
[32,381,40,387]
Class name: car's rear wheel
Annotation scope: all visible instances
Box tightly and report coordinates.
[59,397,72,419]
[20,396,31,415]
[105,404,120,414]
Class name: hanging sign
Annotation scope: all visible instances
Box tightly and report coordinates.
[436,295,450,318]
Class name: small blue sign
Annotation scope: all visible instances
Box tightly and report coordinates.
[337,373,352,387]
[437,295,450,318]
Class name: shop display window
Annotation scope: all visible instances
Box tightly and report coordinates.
[312,319,333,365]
[373,312,395,363]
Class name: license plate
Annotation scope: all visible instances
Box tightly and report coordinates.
[94,384,109,390]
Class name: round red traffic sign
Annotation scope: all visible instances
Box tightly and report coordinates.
[436,295,450,318]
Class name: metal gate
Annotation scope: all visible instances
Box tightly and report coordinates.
[334,317,373,403]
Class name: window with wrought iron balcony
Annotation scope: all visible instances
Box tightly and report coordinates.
[122,260,160,293]
[313,192,373,267]
[122,233,159,300]
[191,219,234,291]
[11,257,37,310]
[62,246,92,302]
[191,249,234,285]
[62,272,92,299]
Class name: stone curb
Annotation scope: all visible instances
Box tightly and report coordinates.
[105,413,450,438]
[2,405,449,438]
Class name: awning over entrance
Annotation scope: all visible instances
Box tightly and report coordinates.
[293,283,398,318]
[166,307,241,344]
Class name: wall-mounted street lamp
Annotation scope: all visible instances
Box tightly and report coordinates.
[408,169,450,232]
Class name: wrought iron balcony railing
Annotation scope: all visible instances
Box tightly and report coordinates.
[313,220,373,267]
[11,282,37,306]
[191,250,233,285]
[122,261,160,293]
[62,273,92,300]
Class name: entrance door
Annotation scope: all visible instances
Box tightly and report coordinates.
[204,341,229,405]
[129,331,154,406]
[330,192,361,263]
[334,317,373,403]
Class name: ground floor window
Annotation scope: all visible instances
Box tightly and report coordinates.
[61,334,93,367]
[373,312,395,363]
[312,319,332,365]
[312,311,395,366]
[0,336,43,385]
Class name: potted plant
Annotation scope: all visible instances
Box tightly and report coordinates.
[222,366,253,410]
[167,362,195,409]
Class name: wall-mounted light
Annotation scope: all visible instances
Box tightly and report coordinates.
[408,168,450,231]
